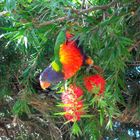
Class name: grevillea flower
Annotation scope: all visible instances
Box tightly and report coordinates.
[61,84,84,122]
[84,74,106,95]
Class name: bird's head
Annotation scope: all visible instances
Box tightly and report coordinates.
[39,65,64,90]
[39,68,51,90]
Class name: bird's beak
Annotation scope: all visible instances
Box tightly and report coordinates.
[40,81,51,90]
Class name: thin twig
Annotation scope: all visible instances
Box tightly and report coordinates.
[37,16,68,27]
[81,0,86,25]
[37,0,116,27]
[81,0,86,9]
[78,0,116,14]
[128,40,140,52]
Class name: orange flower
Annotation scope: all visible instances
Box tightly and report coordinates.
[84,74,106,95]
[61,84,84,122]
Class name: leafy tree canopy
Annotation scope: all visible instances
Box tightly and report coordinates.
[0,0,140,139]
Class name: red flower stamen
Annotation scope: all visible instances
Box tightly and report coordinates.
[61,84,84,122]
[84,74,106,95]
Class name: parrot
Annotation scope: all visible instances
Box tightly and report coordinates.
[39,30,93,90]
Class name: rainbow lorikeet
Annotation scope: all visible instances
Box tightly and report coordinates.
[39,30,93,90]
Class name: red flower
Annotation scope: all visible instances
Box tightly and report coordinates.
[61,84,84,122]
[84,74,106,95]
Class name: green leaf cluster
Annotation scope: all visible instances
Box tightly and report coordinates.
[0,0,140,139]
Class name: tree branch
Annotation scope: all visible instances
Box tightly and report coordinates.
[78,0,116,14]
[37,0,117,27]
[128,40,140,52]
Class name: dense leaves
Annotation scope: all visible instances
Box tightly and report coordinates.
[0,0,140,139]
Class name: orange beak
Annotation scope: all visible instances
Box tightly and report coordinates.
[40,81,51,90]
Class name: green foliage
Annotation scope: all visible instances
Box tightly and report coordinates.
[72,122,82,136]
[12,99,31,115]
[83,119,101,140]
[0,0,140,139]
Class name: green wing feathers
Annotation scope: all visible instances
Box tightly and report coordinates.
[53,30,66,71]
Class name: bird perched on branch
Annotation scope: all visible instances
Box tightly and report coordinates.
[39,30,93,90]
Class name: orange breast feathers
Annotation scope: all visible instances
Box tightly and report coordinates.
[59,41,83,79]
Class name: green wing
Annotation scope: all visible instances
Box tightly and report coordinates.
[52,29,66,71]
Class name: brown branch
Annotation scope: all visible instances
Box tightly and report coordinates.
[37,0,117,27]
[78,0,116,14]
[37,16,68,27]
[128,40,140,52]
[81,0,86,9]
